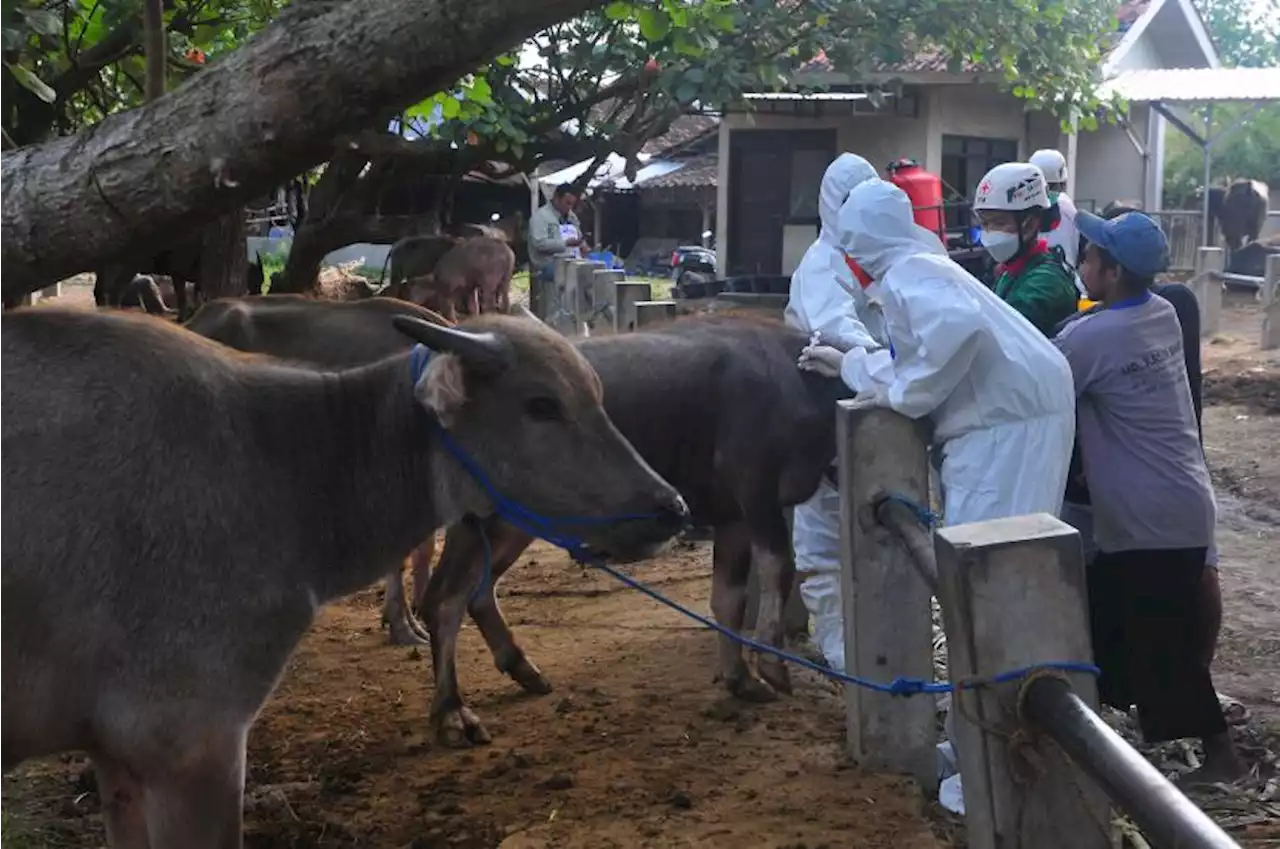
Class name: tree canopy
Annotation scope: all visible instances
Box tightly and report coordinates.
[3,0,1125,295]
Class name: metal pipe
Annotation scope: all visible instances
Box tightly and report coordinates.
[1021,676,1240,849]
[1201,103,1214,247]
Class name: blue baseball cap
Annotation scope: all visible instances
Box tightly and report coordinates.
[1076,210,1169,277]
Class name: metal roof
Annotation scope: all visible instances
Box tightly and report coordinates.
[1098,67,1280,103]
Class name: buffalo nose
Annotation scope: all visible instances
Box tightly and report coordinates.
[654,494,691,533]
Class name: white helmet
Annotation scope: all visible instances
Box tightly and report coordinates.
[973,162,1050,212]
[1029,149,1069,184]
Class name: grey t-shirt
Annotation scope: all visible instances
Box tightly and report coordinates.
[1053,293,1215,553]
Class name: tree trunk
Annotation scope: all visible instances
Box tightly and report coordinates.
[0,0,606,300]
[199,207,249,301]
[143,0,166,101]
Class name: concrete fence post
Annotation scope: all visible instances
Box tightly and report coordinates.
[836,404,935,784]
[613,282,652,332]
[1192,247,1224,337]
[634,300,678,327]
[934,514,1109,849]
[591,269,625,328]
[1261,253,1280,352]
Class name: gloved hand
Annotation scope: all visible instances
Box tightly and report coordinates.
[798,343,844,378]
[847,391,881,410]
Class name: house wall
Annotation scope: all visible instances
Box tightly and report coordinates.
[717,84,1035,274]
[1075,105,1154,213]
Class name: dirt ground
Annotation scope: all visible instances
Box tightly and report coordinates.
[3,284,1277,847]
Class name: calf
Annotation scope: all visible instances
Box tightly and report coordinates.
[184,295,456,645]
[1,307,686,848]
[416,315,852,746]
[379,234,459,296]
[435,236,516,316]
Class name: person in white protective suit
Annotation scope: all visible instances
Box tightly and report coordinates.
[797,178,1077,533]
[783,153,889,673]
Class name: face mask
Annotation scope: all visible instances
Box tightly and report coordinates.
[981,229,1021,263]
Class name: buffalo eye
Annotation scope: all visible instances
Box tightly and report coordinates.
[524,396,566,422]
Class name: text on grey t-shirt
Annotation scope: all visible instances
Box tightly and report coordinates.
[1052,293,1215,553]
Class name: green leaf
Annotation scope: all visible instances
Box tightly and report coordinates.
[467,75,493,104]
[637,8,670,41]
[6,62,56,103]
[495,137,508,152]
[676,81,696,102]
[2,27,24,51]
[22,9,60,36]
[440,96,461,119]
[496,53,515,66]
[604,1,631,21]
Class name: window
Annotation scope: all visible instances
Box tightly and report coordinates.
[789,148,833,222]
[941,135,1018,229]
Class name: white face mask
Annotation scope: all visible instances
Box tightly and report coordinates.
[981,229,1021,263]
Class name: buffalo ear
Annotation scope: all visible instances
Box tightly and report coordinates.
[391,315,514,375]
[415,353,467,426]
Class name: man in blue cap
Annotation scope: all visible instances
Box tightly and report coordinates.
[1054,210,1242,783]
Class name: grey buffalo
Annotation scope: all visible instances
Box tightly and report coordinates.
[181,297,852,750]
[1,305,686,848]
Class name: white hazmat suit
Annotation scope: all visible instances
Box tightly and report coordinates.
[835,179,1076,530]
[783,154,888,673]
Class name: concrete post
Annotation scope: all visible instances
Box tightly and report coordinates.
[614,282,652,332]
[837,404,935,784]
[1261,254,1280,352]
[634,300,677,327]
[934,513,1108,849]
[591,269,625,329]
[1192,247,1224,337]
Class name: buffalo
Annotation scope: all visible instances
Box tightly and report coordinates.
[2,304,686,846]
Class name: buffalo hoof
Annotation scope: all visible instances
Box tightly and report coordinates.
[757,657,793,697]
[386,618,430,647]
[726,672,779,704]
[505,657,553,696]
[436,706,492,748]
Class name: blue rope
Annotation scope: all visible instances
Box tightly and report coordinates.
[880,492,941,530]
[410,344,1099,696]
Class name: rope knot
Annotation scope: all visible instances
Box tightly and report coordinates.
[886,676,929,696]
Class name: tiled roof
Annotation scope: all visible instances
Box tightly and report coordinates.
[640,115,719,157]
[640,153,718,189]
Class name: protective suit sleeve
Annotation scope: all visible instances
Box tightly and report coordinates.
[869,278,984,419]
[839,346,895,394]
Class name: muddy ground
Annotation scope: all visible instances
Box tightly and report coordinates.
[3,284,1277,847]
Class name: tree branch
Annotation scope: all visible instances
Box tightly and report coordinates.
[1,0,611,296]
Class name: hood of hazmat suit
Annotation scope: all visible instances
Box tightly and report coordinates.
[783,153,888,675]
[836,179,1076,529]
[784,154,888,351]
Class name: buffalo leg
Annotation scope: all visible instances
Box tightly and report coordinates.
[748,509,796,697]
[172,275,188,322]
[423,517,532,748]
[711,520,777,702]
[141,724,248,849]
[465,524,545,694]
[381,560,429,646]
[94,753,151,849]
